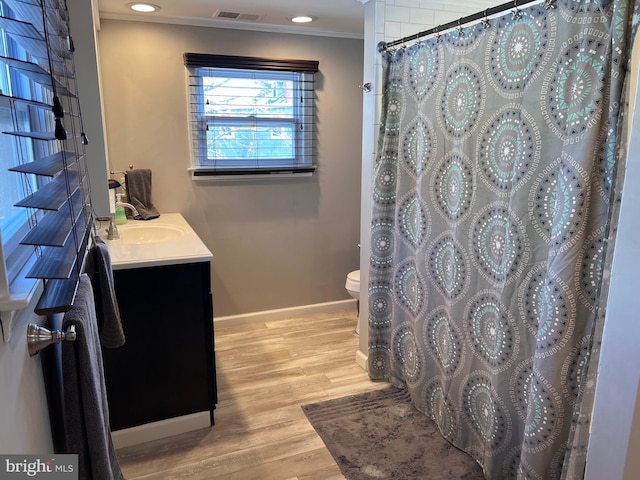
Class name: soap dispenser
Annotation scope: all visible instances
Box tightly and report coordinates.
[114,193,127,225]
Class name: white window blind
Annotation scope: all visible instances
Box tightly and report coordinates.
[185,53,318,176]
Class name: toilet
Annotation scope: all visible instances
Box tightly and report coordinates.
[345,270,360,299]
[345,270,360,334]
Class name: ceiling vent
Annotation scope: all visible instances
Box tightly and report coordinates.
[213,10,262,22]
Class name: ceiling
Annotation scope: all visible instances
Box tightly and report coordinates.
[97,0,368,38]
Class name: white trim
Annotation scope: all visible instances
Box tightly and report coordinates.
[91,0,101,31]
[0,275,40,312]
[187,66,316,174]
[111,412,211,449]
[0,252,42,343]
[355,349,368,372]
[358,0,381,371]
[190,169,315,181]
[0,235,8,301]
[214,299,356,328]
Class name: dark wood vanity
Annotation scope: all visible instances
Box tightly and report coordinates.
[100,214,216,437]
[102,261,216,431]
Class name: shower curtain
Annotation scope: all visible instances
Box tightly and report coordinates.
[368,0,639,478]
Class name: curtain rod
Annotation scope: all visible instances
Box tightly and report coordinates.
[378,0,549,52]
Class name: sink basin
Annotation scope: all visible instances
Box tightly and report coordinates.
[103,213,212,270]
[118,224,185,244]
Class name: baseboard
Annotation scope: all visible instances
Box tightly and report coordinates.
[214,299,357,328]
[112,412,211,449]
[355,349,368,372]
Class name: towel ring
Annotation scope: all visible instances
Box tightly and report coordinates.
[27,323,76,357]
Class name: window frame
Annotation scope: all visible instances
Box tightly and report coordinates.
[184,53,318,178]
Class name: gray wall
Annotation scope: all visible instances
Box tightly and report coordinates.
[98,21,364,317]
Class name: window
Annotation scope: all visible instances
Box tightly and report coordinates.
[0,0,93,314]
[0,1,51,298]
[185,53,318,176]
[0,95,43,295]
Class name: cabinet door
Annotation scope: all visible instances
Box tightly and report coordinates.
[102,261,216,430]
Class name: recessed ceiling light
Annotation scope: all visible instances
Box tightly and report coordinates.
[128,3,160,13]
[291,15,314,23]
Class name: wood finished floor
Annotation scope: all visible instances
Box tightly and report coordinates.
[116,309,389,479]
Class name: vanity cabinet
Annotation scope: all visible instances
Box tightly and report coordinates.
[101,261,216,431]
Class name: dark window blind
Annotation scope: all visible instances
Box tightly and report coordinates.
[3,0,93,315]
[184,53,318,175]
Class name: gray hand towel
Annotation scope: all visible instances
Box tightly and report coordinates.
[85,236,125,348]
[62,274,125,480]
[125,169,160,220]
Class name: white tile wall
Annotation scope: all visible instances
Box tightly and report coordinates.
[395,0,422,7]
[383,0,498,42]
[385,5,412,23]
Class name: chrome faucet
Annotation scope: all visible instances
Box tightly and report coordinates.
[106,201,139,240]
[106,215,120,240]
[115,201,139,218]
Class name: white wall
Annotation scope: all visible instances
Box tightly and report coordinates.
[67,0,111,218]
[0,302,54,453]
[584,34,640,480]
[357,0,383,369]
[0,0,106,455]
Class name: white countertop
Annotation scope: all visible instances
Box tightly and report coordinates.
[101,213,213,270]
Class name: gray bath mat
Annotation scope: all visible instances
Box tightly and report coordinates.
[302,387,486,480]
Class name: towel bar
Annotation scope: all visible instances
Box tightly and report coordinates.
[27,323,76,357]
[110,165,133,175]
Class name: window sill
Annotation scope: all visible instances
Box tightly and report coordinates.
[0,256,42,342]
[189,165,316,181]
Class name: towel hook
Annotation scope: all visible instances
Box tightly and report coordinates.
[27,323,76,357]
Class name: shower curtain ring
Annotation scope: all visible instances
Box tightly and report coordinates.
[544,0,556,9]
[482,9,490,28]
[512,0,522,18]
[456,19,464,37]
[435,26,442,43]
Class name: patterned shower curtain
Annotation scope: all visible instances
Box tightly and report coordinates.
[368,0,639,478]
